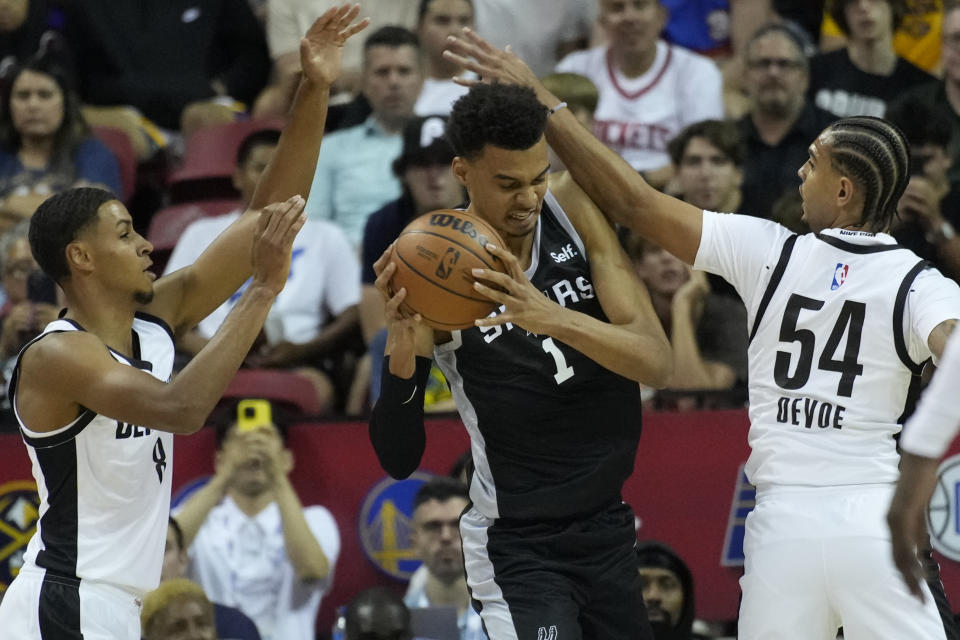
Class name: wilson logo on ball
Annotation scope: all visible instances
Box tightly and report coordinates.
[391,209,509,330]
[429,213,496,248]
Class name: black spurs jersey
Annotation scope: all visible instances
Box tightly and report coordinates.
[434,191,642,521]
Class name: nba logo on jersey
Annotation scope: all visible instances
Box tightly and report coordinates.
[831,263,849,290]
[928,455,960,561]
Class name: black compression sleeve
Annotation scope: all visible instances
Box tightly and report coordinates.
[369,355,433,479]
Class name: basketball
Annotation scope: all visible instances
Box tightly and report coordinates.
[390,209,508,330]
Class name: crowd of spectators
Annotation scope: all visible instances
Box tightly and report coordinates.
[3,0,960,638]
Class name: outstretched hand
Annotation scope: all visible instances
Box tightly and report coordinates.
[443,29,555,104]
[300,4,370,87]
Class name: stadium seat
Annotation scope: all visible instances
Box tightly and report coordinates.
[147,199,242,253]
[223,369,322,417]
[91,125,137,202]
[167,117,285,202]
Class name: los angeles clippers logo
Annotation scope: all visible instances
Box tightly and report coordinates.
[435,247,460,280]
[831,263,849,290]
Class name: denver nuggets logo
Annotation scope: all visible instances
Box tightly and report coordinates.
[0,480,40,592]
[928,455,960,561]
[359,472,433,579]
[721,465,755,567]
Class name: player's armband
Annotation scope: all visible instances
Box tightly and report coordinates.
[368,356,432,479]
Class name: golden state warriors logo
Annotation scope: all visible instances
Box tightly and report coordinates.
[928,455,960,561]
[359,472,433,580]
[0,480,40,593]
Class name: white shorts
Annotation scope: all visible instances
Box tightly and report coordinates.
[0,566,142,640]
[738,484,948,640]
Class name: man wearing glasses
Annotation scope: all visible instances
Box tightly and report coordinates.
[737,23,836,220]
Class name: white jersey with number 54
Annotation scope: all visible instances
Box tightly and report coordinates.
[695,212,960,489]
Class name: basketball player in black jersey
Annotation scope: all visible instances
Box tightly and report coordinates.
[0,8,368,640]
[369,83,671,639]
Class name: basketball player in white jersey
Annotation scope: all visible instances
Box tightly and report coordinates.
[0,7,368,640]
[888,330,960,598]
[447,30,960,639]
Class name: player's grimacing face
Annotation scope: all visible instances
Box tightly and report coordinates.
[453,139,549,242]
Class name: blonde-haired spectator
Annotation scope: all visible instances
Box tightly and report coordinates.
[141,579,216,640]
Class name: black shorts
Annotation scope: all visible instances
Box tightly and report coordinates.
[460,501,653,640]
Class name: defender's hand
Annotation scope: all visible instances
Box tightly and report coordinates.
[251,195,306,295]
[299,4,370,88]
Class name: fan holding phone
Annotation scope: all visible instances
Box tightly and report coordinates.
[171,398,341,640]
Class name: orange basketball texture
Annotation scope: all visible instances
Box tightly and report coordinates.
[391,210,508,330]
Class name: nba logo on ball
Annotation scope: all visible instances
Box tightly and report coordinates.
[831,263,849,290]
[435,248,460,280]
[928,455,960,561]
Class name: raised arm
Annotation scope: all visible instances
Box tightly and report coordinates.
[444,29,703,265]
[15,200,306,435]
[144,5,369,337]
[888,318,959,598]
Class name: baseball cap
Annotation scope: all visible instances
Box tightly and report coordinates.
[393,115,455,176]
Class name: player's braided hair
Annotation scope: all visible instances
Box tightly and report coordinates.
[822,116,910,232]
[447,83,548,159]
[30,187,117,283]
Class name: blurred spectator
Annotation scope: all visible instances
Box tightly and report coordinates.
[166,129,361,414]
[0,0,64,70]
[808,0,932,118]
[404,477,485,640]
[0,220,56,394]
[624,231,744,391]
[660,0,732,58]
[885,96,960,281]
[141,578,218,640]
[163,516,262,640]
[635,541,707,640]
[666,119,743,214]
[345,587,414,640]
[304,26,423,247]
[414,0,474,116]
[772,0,826,43]
[174,404,341,640]
[539,72,599,173]
[474,0,596,77]
[892,3,960,188]
[737,23,836,219]
[820,0,943,73]
[0,54,120,230]
[555,0,723,184]
[359,115,463,404]
[260,0,418,113]
[65,0,270,147]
